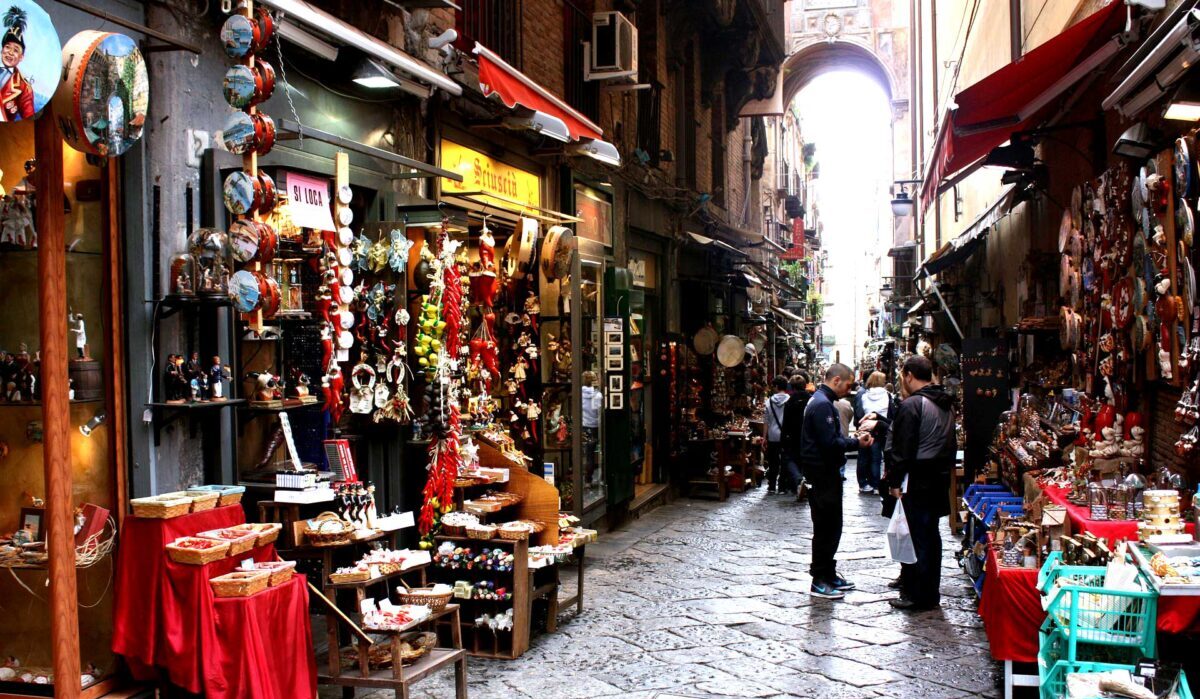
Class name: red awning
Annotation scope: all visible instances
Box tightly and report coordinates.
[474,43,604,142]
[921,1,1128,211]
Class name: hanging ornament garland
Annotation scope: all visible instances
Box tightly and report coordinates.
[418,225,465,543]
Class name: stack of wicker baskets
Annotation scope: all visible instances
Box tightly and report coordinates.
[210,570,270,597]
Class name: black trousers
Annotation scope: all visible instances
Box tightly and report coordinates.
[900,500,943,607]
[807,473,843,582]
[765,441,782,490]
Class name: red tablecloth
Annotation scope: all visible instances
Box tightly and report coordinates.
[1041,484,1195,546]
[112,506,317,698]
[979,538,1042,662]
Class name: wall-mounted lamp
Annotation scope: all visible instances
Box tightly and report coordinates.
[1113,122,1160,159]
[1166,81,1200,121]
[890,180,921,217]
[352,58,431,98]
[80,412,106,437]
[502,110,571,143]
[569,138,622,167]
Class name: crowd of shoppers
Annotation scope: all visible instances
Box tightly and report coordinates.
[759,357,956,610]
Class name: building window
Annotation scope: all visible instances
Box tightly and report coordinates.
[711,94,726,206]
[456,0,523,68]
[563,0,600,121]
[636,0,661,166]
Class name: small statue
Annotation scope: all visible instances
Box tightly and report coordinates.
[68,312,88,361]
[187,353,206,401]
[163,354,187,403]
[207,356,230,401]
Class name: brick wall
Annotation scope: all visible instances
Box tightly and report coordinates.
[523,0,566,99]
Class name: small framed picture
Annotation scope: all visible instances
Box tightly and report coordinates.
[605,331,622,346]
[608,375,623,392]
[607,392,624,410]
[606,344,622,357]
[605,357,623,372]
[19,507,45,542]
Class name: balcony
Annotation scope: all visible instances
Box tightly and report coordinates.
[776,169,802,196]
[454,0,523,68]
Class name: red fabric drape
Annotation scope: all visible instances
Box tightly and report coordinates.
[979,536,1042,662]
[113,506,316,698]
[1042,485,1195,546]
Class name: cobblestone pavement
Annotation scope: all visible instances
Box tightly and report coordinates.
[325,484,1001,699]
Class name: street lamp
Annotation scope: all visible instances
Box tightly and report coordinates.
[891,179,921,217]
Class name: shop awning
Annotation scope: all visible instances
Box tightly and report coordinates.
[916,186,1015,280]
[474,43,604,142]
[772,305,804,324]
[920,1,1128,211]
[686,231,749,258]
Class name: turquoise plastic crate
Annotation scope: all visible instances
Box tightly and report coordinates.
[1038,560,1158,659]
[1039,659,1192,699]
[1038,551,1064,591]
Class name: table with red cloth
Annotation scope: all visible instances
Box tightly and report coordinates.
[112,505,317,699]
[1040,484,1195,546]
[979,537,1042,662]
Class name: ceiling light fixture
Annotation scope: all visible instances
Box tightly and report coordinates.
[502,110,571,142]
[1113,122,1160,159]
[1165,80,1200,120]
[570,138,622,167]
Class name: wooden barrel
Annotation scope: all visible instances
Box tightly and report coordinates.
[69,360,103,401]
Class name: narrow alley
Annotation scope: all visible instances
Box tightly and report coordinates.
[367,487,999,699]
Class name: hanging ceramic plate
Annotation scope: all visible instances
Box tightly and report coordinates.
[338,226,354,246]
[1114,278,1134,329]
[55,31,148,156]
[222,64,258,109]
[337,207,353,226]
[1179,200,1195,246]
[337,246,353,267]
[1058,209,1073,253]
[0,0,62,124]
[338,309,355,330]
[229,219,260,264]
[1178,137,1194,199]
[337,185,353,205]
[229,270,261,313]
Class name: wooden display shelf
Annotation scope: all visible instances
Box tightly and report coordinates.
[429,535,532,659]
[325,562,429,590]
[317,648,466,694]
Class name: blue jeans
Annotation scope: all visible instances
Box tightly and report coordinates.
[856,442,883,490]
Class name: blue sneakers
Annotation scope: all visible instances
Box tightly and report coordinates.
[831,575,856,592]
[809,580,846,599]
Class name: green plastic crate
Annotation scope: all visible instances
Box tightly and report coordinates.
[1038,560,1158,659]
[1039,659,1192,699]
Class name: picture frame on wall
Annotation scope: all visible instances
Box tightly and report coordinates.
[608,375,623,392]
[607,392,624,410]
[605,357,623,372]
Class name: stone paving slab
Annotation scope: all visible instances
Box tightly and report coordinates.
[319,483,1003,699]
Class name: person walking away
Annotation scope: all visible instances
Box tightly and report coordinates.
[856,372,892,494]
[799,364,872,599]
[885,356,956,611]
[581,371,603,485]
[781,374,811,498]
[762,376,790,493]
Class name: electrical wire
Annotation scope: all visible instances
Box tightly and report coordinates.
[1022,0,1052,53]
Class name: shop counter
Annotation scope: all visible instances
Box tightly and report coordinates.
[1040,484,1195,546]
[113,505,317,699]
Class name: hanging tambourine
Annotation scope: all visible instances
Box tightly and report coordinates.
[1058,209,1073,253]
[54,31,148,156]
[716,335,745,368]
[540,225,576,281]
[0,1,61,125]
[1178,200,1195,246]
[1059,254,1073,298]
[229,269,262,313]
[1070,185,1082,230]
[693,325,718,355]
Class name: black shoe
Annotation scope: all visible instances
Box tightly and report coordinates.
[889,597,939,611]
[767,488,776,494]
[887,577,902,590]
[831,575,856,592]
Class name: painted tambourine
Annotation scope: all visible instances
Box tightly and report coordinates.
[540,225,576,281]
[1177,137,1193,200]
[229,269,262,313]
[54,31,148,156]
[0,0,62,124]
[1059,254,1073,298]
[1058,209,1073,253]
[716,335,745,368]
[1070,185,1082,230]
[693,325,718,355]
[1178,200,1195,246]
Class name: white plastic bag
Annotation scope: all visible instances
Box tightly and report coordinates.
[887,498,918,564]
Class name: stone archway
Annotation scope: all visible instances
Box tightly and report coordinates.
[782,40,898,114]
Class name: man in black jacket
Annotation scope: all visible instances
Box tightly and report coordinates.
[885,356,956,611]
[799,363,872,599]
[780,374,811,497]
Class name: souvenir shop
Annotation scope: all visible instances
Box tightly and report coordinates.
[939,7,1200,696]
[0,1,602,697]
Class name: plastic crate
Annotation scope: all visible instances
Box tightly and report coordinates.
[1038,560,1158,659]
[1039,659,1193,699]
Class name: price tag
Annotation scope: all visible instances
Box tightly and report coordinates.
[285,171,336,231]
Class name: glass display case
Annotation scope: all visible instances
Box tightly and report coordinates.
[0,119,123,693]
[579,259,606,511]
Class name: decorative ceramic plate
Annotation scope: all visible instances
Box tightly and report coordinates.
[229,219,260,263]
[1177,137,1193,199]
[338,226,354,246]
[337,207,353,226]
[222,111,257,154]
[220,14,256,59]
[1058,209,1072,253]
[337,185,353,205]
[55,30,148,156]
[223,170,258,216]
[222,64,257,109]
[1178,200,1195,246]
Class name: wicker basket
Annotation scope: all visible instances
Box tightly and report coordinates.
[187,485,246,507]
[397,587,452,611]
[304,512,354,546]
[254,560,296,586]
[187,491,220,512]
[210,570,270,597]
[196,528,259,556]
[466,525,497,540]
[166,537,231,565]
[131,495,193,519]
[329,569,371,584]
[231,522,282,547]
[441,523,467,537]
[497,524,531,541]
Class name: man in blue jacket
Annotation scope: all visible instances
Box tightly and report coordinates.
[799,363,872,599]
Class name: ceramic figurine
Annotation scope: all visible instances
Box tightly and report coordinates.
[68,312,88,360]
[207,356,230,400]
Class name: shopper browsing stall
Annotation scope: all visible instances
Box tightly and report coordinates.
[855,372,892,494]
[798,363,872,599]
[885,356,955,611]
[763,376,790,493]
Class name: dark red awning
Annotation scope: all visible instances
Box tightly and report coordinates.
[921,2,1128,211]
[474,43,604,143]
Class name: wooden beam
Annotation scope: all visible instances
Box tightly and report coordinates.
[104,161,130,528]
[34,104,83,698]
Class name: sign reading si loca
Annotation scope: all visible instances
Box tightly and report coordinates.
[285,171,335,231]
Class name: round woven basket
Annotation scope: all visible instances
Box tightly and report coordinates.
[398,587,452,611]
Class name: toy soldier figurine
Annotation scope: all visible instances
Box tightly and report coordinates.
[0,7,36,122]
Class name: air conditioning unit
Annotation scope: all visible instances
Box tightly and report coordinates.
[585,12,638,82]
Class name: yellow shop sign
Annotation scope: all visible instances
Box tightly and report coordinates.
[440,139,542,210]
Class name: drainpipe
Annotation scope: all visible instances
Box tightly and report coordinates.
[1010,0,1022,62]
[741,126,753,227]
